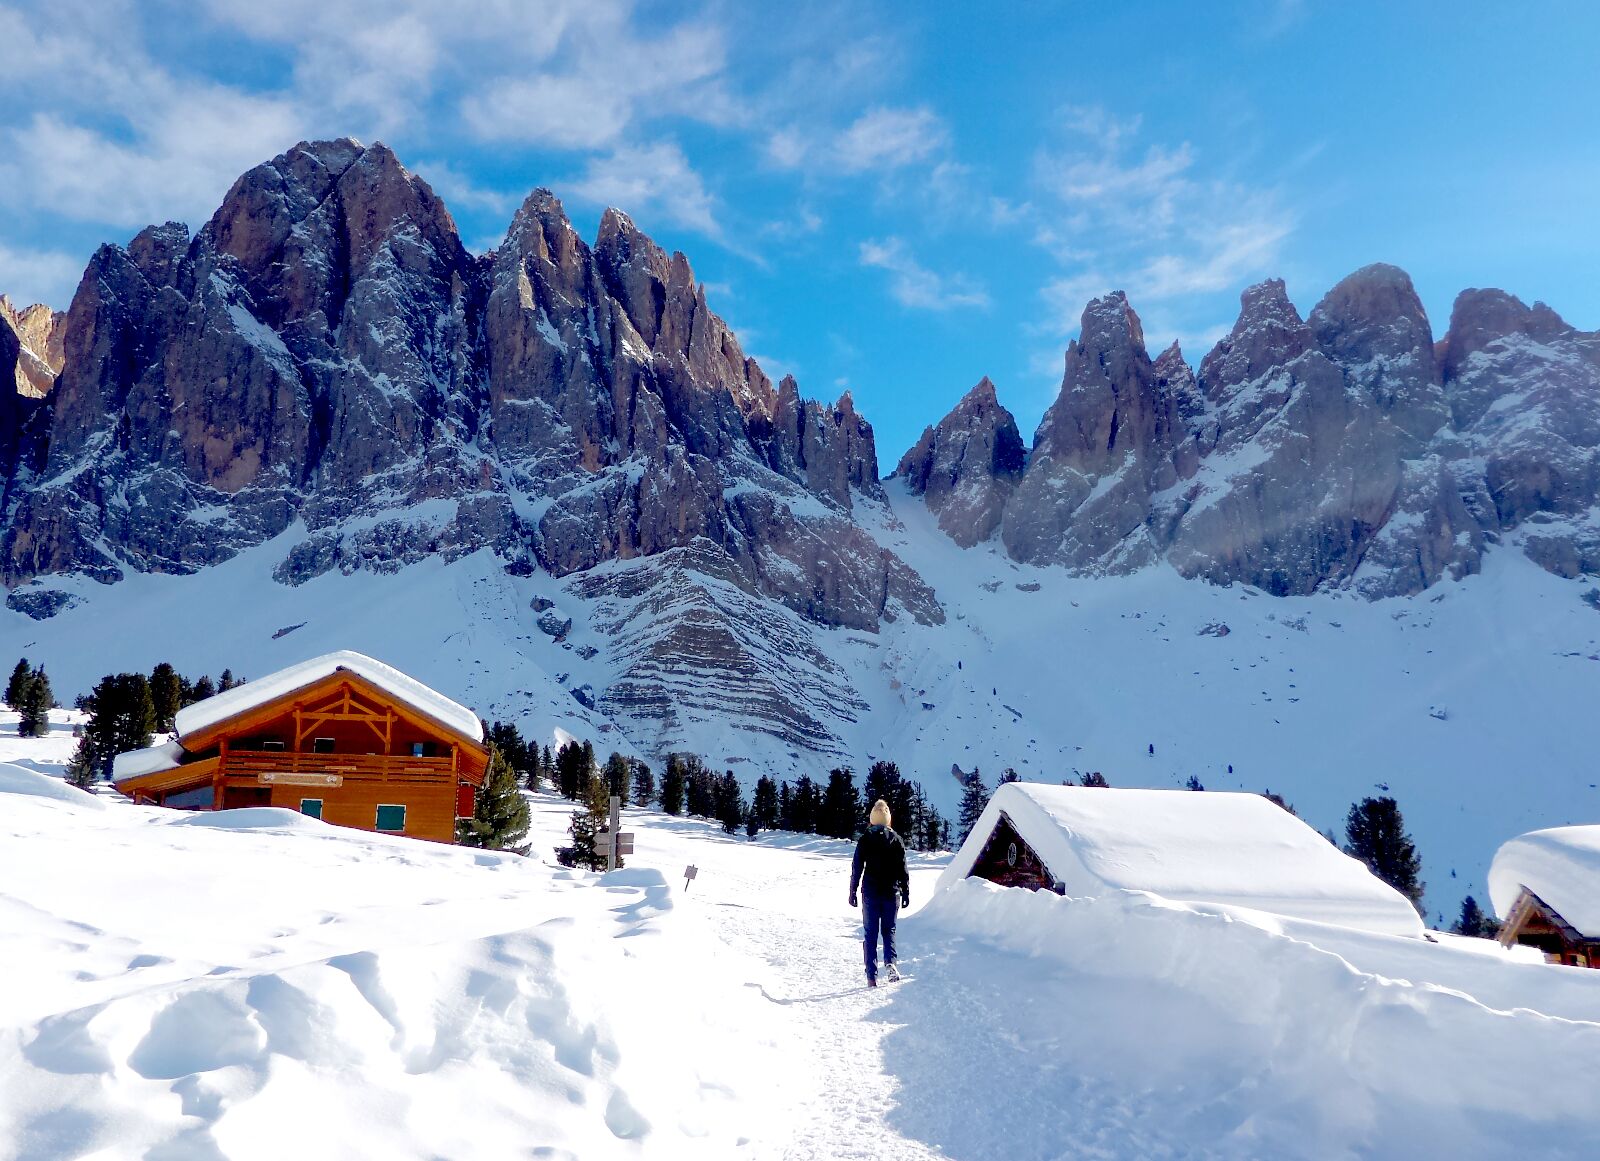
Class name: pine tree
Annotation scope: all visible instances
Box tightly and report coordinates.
[660,754,686,815]
[555,740,591,800]
[65,740,97,789]
[957,770,990,846]
[1185,775,1205,791]
[1452,895,1495,939]
[457,746,531,852]
[1344,796,1425,912]
[18,669,53,737]
[820,768,860,839]
[714,771,744,834]
[1079,771,1110,788]
[795,775,822,833]
[218,668,237,692]
[76,673,157,779]
[684,755,716,817]
[557,768,610,871]
[603,752,632,807]
[751,776,779,830]
[5,657,32,710]
[149,663,182,732]
[998,768,1021,784]
[631,761,655,808]
[190,675,217,703]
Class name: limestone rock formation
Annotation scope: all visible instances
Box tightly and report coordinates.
[895,377,1024,546]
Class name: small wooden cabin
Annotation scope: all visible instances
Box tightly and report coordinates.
[940,782,1425,938]
[113,651,488,844]
[1496,888,1599,968]
[1489,825,1600,969]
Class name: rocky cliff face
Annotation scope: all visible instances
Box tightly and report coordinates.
[904,266,1596,596]
[0,137,940,762]
[895,377,1024,546]
[4,138,935,628]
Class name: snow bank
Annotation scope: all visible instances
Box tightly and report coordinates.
[110,738,185,780]
[166,806,324,831]
[912,876,1600,1156]
[173,649,483,742]
[940,781,1424,937]
[0,761,106,809]
[1489,824,1600,932]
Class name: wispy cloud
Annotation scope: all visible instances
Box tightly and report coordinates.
[0,242,85,311]
[860,236,989,312]
[766,105,947,176]
[1029,103,1295,347]
[569,142,722,240]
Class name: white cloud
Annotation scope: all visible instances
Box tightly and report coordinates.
[569,142,722,239]
[834,106,945,172]
[0,243,86,311]
[1030,105,1294,345]
[859,237,989,312]
[768,105,947,177]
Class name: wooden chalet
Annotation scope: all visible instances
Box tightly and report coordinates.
[1496,888,1600,968]
[1489,825,1600,969]
[113,652,488,843]
[938,782,1425,938]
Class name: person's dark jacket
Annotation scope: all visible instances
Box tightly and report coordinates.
[850,824,910,904]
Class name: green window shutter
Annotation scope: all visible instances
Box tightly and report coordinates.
[300,798,323,820]
[375,804,406,832]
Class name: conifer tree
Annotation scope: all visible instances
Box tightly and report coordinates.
[777,780,794,830]
[684,755,717,817]
[1452,895,1495,939]
[790,775,821,833]
[18,668,53,737]
[66,740,97,789]
[1078,771,1110,788]
[1185,775,1205,791]
[190,675,217,703]
[555,740,591,800]
[714,771,744,834]
[457,746,531,852]
[603,751,632,807]
[820,768,860,839]
[631,760,655,808]
[1344,795,1425,912]
[660,754,686,815]
[149,663,182,732]
[957,770,990,846]
[751,776,779,831]
[998,768,1021,784]
[557,767,611,871]
[218,668,237,692]
[6,658,32,710]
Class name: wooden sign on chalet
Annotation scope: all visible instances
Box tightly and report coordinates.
[112,651,489,844]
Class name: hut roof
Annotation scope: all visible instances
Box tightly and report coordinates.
[939,782,1424,938]
[1488,825,1600,936]
[172,651,483,744]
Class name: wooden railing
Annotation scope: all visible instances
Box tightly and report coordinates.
[221,749,455,782]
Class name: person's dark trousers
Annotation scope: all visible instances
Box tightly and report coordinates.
[862,892,899,980]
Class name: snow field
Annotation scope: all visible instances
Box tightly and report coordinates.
[5,760,1600,1159]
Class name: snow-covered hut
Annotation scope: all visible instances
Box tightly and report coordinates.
[113,651,488,843]
[941,782,1424,938]
[1489,826,1600,968]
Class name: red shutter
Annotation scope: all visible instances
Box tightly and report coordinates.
[455,782,476,819]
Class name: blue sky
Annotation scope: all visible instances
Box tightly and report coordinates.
[2,0,1597,460]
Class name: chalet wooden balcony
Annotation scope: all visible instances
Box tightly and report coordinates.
[220,749,457,786]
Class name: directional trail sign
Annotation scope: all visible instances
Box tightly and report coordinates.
[683,864,698,891]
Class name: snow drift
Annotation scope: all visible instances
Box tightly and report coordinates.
[940,781,1424,936]
[1489,824,1600,931]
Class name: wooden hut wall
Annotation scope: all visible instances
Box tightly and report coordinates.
[969,812,1060,892]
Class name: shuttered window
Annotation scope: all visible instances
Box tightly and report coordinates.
[375,804,406,832]
[300,798,323,820]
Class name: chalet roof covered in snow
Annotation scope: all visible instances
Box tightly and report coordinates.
[940,781,1425,938]
[110,738,185,781]
[1488,825,1600,935]
[171,650,484,744]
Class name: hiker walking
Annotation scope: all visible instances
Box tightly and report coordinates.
[849,798,910,986]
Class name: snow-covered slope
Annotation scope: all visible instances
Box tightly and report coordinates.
[4,775,1600,1160]
[2,482,1598,919]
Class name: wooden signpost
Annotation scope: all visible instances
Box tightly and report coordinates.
[683,864,698,891]
[595,796,636,872]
